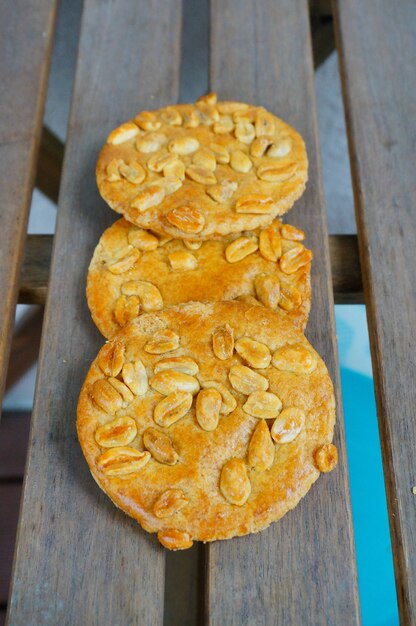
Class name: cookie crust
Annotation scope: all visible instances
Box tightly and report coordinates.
[96,95,308,239]
[77,301,336,549]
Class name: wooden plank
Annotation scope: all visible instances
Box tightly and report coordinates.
[7,0,182,623]
[332,1,416,622]
[18,234,363,305]
[207,1,360,624]
[0,0,58,405]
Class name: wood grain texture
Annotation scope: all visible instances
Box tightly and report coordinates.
[0,0,58,407]
[207,1,360,624]
[7,1,182,624]
[18,234,362,305]
[333,1,416,622]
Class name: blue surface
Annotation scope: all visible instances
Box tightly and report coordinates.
[335,305,399,626]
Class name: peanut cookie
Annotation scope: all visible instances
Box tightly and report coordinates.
[87,219,312,338]
[96,93,308,239]
[77,301,337,550]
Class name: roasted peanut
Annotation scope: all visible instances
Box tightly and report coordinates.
[128,228,159,250]
[97,341,125,377]
[228,365,269,394]
[153,390,193,426]
[166,206,205,234]
[195,388,222,431]
[143,427,179,465]
[91,379,123,413]
[97,446,150,476]
[279,245,312,274]
[235,337,271,369]
[259,226,282,261]
[144,329,180,354]
[150,370,200,396]
[212,324,234,360]
[235,194,275,215]
[107,122,139,145]
[255,274,280,309]
[95,416,137,448]
[248,420,275,470]
[153,489,189,518]
[272,343,318,374]
[200,381,237,415]
[121,281,163,312]
[122,360,148,396]
[243,391,282,419]
[154,356,199,376]
[131,185,165,212]
[314,443,338,472]
[220,458,251,505]
[225,237,258,263]
[271,407,305,443]
[157,529,193,550]
[114,295,140,327]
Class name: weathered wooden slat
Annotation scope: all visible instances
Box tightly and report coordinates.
[18,234,363,305]
[333,1,416,622]
[7,0,182,623]
[207,1,360,624]
[0,0,58,406]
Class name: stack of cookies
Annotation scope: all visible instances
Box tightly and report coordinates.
[77,93,338,550]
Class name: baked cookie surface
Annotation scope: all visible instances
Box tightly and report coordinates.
[77,301,337,550]
[96,93,308,239]
[87,218,312,338]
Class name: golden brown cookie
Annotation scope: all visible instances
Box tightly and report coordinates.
[77,301,337,550]
[96,93,308,239]
[87,218,312,338]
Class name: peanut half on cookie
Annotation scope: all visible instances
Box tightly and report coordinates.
[87,219,312,338]
[77,301,337,550]
[96,93,308,240]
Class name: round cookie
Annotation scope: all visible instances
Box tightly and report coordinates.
[87,218,312,338]
[77,301,337,550]
[96,93,308,239]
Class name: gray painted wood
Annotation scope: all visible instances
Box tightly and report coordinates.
[0,0,58,407]
[7,1,182,624]
[207,1,360,624]
[333,0,416,622]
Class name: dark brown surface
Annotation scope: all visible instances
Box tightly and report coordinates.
[0,0,58,406]
[206,1,360,624]
[333,0,416,622]
[19,235,52,305]
[330,235,363,304]
[18,234,363,305]
[0,485,22,606]
[35,126,64,204]
[0,413,31,479]
[5,308,44,393]
[6,0,182,623]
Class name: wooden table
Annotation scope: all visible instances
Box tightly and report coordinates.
[1,0,415,623]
